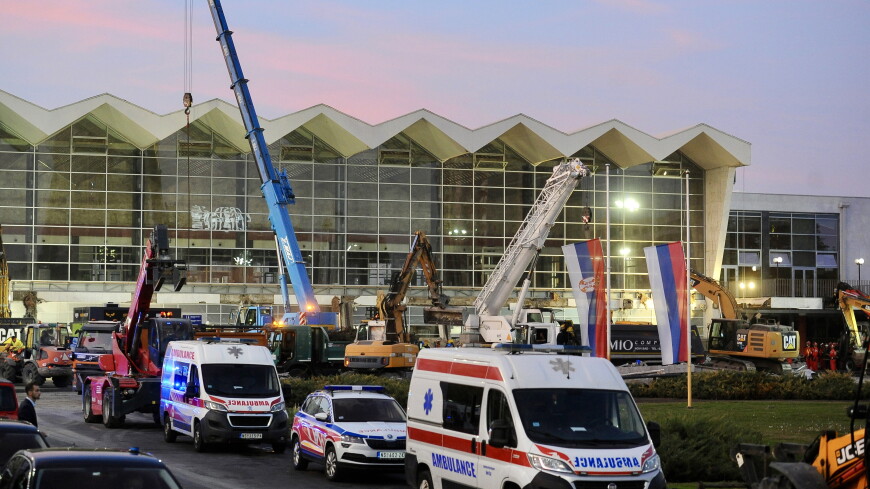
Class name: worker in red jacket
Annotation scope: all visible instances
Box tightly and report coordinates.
[829,344,838,372]
[803,341,813,369]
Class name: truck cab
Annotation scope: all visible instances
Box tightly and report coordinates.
[71,321,119,394]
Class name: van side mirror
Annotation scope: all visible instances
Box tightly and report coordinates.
[488,419,512,448]
[646,421,661,448]
[185,382,199,399]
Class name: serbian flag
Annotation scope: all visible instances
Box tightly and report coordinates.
[562,239,607,357]
[644,242,689,365]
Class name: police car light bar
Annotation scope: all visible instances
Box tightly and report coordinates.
[323,385,385,392]
[491,343,592,354]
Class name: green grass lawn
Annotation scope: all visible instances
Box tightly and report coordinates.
[637,399,856,445]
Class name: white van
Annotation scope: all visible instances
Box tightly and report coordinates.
[159,339,288,453]
[404,344,666,489]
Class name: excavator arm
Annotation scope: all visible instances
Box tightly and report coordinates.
[836,282,870,351]
[690,269,740,320]
[379,231,450,343]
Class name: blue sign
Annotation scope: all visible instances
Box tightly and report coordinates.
[183,314,203,326]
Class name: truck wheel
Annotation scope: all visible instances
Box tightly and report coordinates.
[52,375,71,388]
[292,436,308,470]
[22,364,44,386]
[193,420,208,452]
[102,387,121,429]
[163,414,177,443]
[324,445,343,481]
[417,468,433,489]
[0,363,15,381]
[83,388,99,423]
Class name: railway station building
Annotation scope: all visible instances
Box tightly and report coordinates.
[1,89,866,341]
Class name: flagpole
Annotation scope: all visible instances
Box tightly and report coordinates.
[605,164,612,360]
[685,170,693,408]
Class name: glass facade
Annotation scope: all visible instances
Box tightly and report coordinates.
[723,210,840,298]
[1,115,706,320]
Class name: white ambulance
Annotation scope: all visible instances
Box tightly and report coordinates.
[159,339,288,453]
[404,344,667,489]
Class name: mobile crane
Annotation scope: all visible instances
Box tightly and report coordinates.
[206,0,336,331]
[461,158,588,344]
[691,270,800,372]
[344,231,461,371]
[83,224,193,427]
[834,282,870,371]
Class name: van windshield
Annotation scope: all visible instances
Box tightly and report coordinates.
[201,364,280,398]
[513,388,648,448]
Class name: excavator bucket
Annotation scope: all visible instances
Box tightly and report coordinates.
[423,307,464,326]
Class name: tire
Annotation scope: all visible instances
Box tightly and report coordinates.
[52,375,71,388]
[83,387,99,423]
[324,445,342,481]
[22,363,44,386]
[193,420,208,452]
[102,387,121,429]
[0,363,15,381]
[163,414,177,443]
[417,468,433,489]
[272,441,287,454]
[291,436,308,470]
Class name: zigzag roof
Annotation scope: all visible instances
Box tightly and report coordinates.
[0,89,750,169]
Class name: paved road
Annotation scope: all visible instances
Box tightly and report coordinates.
[22,384,409,489]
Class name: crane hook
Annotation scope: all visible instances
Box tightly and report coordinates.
[183,92,193,115]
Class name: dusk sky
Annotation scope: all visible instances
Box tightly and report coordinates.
[2,1,867,197]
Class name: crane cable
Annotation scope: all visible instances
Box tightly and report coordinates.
[183,0,193,262]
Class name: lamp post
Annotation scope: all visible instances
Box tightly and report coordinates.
[773,256,782,296]
[857,258,865,283]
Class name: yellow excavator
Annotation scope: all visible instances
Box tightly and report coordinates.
[732,338,870,489]
[691,270,800,373]
[344,231,461,372]
[834,282,870,371]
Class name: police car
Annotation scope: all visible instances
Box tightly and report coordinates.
[291,385,407,481]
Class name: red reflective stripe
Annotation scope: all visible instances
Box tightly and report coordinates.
[410,426,531,468]
[415,358,503,381]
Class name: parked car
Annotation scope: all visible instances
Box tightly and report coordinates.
[291,385,407,481]
[0,447,183,489]
[0,420,48,467]
[0,378,17,419]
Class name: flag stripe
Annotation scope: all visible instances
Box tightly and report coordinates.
[644,242,688,365]
[562,239,607,357]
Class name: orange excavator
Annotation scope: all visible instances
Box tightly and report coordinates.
[834,282,870,371]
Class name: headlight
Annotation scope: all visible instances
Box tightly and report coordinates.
[340,434,365,444]
[642,453,660,473]
[204,400,227,412]
[271,401,286,412]
[527,453,574,474]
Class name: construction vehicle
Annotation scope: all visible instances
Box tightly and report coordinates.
[461,158,588,344]
[0,322,73,387]
[692,269,800,373]
[344,231,461,371]
[731,338,870,489]
[834,282,870,371]
[82,224,193,428]
[0,226,36,338]
[71,303,180,335]
[70,320,120,394]
[206,0,337,332]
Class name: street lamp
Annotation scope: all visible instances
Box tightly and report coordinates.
[857,258,865,283]
[773,256,783,280]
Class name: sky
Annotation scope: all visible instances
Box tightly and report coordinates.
[1,0,868,197]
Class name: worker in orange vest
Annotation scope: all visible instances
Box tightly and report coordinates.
[829,344,838,372]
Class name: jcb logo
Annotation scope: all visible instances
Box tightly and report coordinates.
[836,438,864,466]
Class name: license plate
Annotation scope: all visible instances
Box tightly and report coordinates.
[377,451,404,460]
[240,433,263,440]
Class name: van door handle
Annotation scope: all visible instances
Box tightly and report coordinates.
[470,438,477,454]
[481,440,487,456]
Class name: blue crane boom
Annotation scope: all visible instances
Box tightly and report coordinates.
[206,0,335,327]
